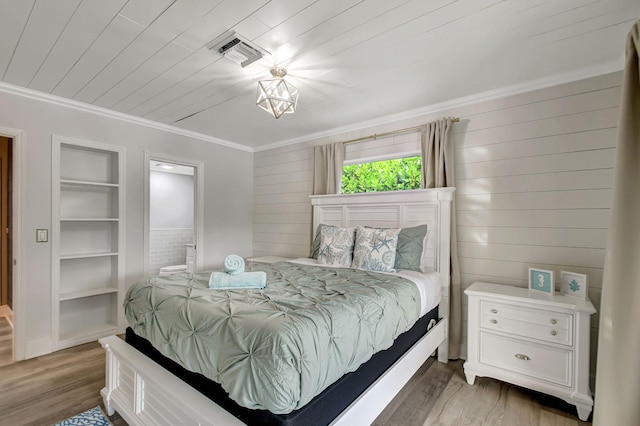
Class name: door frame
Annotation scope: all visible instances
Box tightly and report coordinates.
[0,136,9,306]
[0,126,24,361]
[143,152,204,276]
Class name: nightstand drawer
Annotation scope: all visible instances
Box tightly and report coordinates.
[479,332,573,387]
[480,300,572,346]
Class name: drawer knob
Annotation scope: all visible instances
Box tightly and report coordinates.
[490,319,497,324]
[550,319,557,324]
[514,353,531,361]
[490,309,498,314]
[551,330,557,336]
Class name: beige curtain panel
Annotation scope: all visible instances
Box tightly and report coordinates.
[420,117,462,359]
[312,142,344,195]
[594,20,640,425]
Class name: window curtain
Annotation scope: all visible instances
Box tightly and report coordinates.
[420,117,462,359]
[312,142,344,195]
[593,20,640,425]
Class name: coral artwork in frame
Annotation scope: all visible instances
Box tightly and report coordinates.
[560,271,588,300]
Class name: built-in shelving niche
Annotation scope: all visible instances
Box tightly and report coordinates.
[52,136,125,350]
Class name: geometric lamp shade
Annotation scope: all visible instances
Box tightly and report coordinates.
[256,67,299,119]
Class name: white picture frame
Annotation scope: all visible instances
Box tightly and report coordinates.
[529,268,555,295]
[560,271,588,300]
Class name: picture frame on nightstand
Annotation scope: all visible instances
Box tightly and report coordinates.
[528,268,554,295]
[560,271,588,300]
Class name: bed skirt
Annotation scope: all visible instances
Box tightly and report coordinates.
[124,305,439,426]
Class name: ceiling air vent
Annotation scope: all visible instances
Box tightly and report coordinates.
[208,32,267,68]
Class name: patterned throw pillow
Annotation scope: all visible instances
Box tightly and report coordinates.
[351,226,400,272]
[317,226,356,267]
[309,224,334,259]
[394,224,428,272]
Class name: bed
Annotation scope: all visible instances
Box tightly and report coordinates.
[99,188,454,425]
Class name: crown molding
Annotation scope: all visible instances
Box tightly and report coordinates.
[0,81,252,153]
[254,59,624,152]
[0,57,624,155]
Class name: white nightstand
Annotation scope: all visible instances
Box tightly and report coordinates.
[246,256,290,268]
[463,282,596,421]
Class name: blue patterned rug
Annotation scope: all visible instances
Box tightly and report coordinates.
[53,406,112,426]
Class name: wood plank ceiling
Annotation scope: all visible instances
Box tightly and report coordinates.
[1,0,639,149]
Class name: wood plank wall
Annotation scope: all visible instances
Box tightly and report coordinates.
[253,72,622,377]
[254,144,314,257]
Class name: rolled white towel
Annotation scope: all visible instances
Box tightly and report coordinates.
[224,254,245,275]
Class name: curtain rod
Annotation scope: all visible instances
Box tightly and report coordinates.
[342,117,460,145]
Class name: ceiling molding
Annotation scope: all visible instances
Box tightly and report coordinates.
[0,81,252,153]
[0,57,624,155]
[253,59,625,153]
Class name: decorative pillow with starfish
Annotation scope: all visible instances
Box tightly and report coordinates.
[317,226,357,267]
[351,226,401,272]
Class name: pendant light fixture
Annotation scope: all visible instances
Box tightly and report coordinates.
[256,67,299,119]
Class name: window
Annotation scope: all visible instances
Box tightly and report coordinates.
[341,156,421,194]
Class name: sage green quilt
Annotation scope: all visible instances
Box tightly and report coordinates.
[124,261,420,414]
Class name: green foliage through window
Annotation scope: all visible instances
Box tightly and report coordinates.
[341,156,422,194]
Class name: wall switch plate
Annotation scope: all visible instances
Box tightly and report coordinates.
[36,229,48,242]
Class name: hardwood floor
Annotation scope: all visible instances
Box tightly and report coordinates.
[0,340,591,426]
[0,341,126,426]
[374,358,592,426]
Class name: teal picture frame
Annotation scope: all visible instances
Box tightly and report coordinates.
[529,268,555,295]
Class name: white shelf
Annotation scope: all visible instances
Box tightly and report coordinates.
[60,218,119,222]
[60,252,118,260]
[52,136,125,351]
[59,323,118,349]
[60,286,118,301]
[59,141,119,184]
[59,292,118,340]
[60,184,118,219]
[61,179,119,187]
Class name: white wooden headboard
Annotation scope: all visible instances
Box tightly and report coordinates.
[310,188,455,327]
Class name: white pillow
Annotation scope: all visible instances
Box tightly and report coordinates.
[317,226,356,267]
[351,226,400,272]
